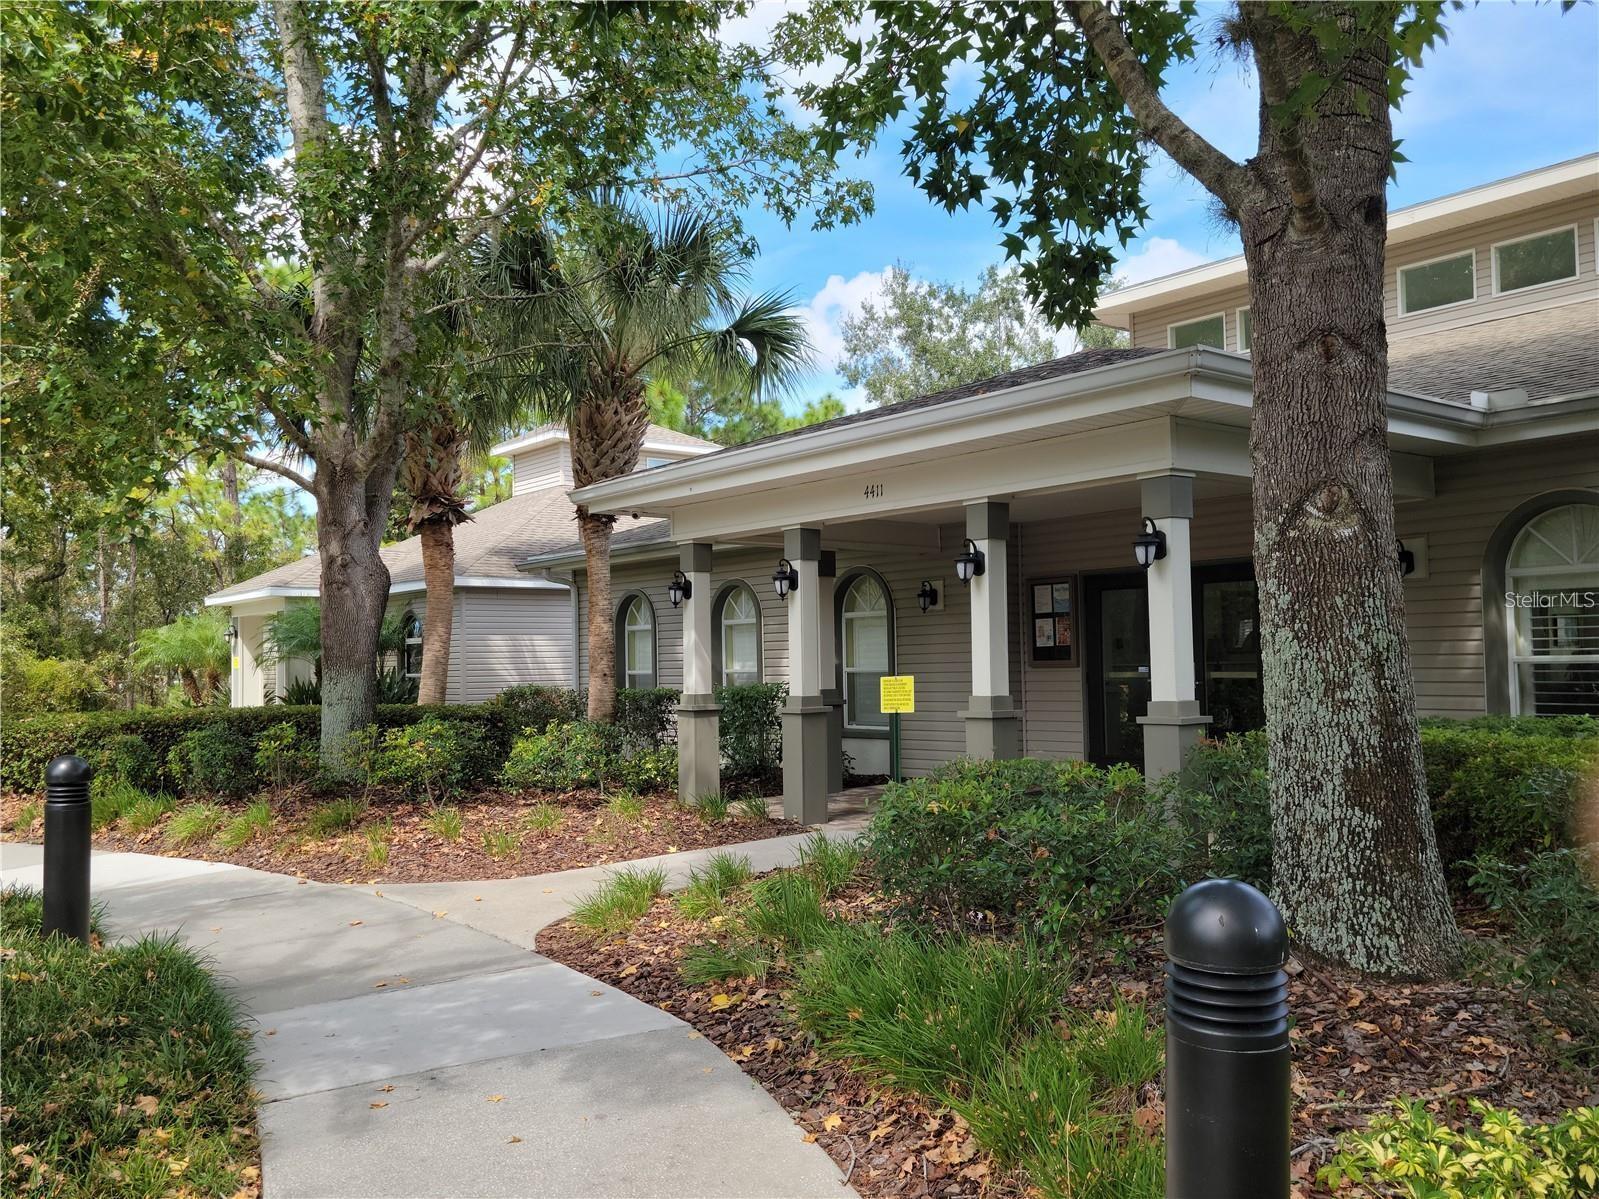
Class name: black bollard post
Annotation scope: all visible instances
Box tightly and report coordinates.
[43,755,94,942]
[1164,878,1290,1199]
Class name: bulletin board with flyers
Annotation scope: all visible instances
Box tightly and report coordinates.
[1028,576,1077,664]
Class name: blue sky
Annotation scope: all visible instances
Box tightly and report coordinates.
[728,1,1599,412]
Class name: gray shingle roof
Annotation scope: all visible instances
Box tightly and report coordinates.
[1387,303,1599,402]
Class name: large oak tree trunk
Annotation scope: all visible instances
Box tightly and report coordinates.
[315,462,395,765]
[1238,22,1461,978]
[417,520,455,705]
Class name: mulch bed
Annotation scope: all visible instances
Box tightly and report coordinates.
[0,789,798,884]
[539,880,1597,1199]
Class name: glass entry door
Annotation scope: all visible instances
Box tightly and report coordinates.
[1084,573,1151,769]
[1195,563,1264,739]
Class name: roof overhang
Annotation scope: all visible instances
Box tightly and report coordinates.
[205,574,567,607]
[1094,154,1599,327]
[491,427,719,459]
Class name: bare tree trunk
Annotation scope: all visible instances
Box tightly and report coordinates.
[1239,20,1460,978]
[416,520,454,704]
[578,508,616,723]
[315,462,396,763]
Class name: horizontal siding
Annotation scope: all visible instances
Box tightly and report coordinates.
[511,444,571,495]
[459,589,574,702]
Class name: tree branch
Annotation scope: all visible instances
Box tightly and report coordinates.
[240,451,314,493]
[1071,1,1249,209]
[1240,2,1328,236]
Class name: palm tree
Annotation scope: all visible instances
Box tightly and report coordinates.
[133,611,230,705]
[481,200,810,722]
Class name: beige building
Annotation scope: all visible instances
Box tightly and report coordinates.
[522,156,1599,821]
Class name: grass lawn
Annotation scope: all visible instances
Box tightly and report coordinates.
[0,888,259,1198]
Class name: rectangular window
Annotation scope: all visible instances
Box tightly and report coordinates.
[1168,314,1225,350]
[1236,308,1252,351]
[1398,251,1475,314]
[1494,226,1578,294]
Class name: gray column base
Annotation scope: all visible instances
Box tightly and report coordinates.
[960,694,1021,760]
[1137,700,1211,781]
[677,702,721,804]
[782,697,831,825]
[822,688,845,792]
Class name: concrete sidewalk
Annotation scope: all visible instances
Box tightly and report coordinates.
[2,833,861,1199]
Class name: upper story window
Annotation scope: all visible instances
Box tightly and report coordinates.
[401,611,423,679]
[1399,250,1476,314]
[1168,314,1225,350]
[715,583,762,686]
[1236,308,1253,351]
[1493,226,1578,294]
[616,593,656,689]
[1506,503,1599,716]
[643,457,674,469]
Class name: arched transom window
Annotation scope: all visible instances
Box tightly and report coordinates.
[841,574,892,729]
[618,594,656,690]
[717,584,761,686]
[1507,503,1599,716]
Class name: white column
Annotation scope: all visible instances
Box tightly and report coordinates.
[789,555,821,700]
[781,527,830,823]
[681,551,713,700]
[1147,514,1196,703]
[963,501,1019,759]
[817,552,844,793]
[677,543,720,803]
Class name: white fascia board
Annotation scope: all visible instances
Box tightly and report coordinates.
[204,585,319,606]
[388,575,568,594]
[489,428,564,457]
[572,349,1241,515]
[1095,155,1598,325]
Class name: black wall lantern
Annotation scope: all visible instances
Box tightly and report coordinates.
[224,623,238,644]
[916,580,939,613]
[1134,517,1167,569]
[772,558,799,600]
[667,570,692,608]
[1397,539,1416,577]
[954,539,986,584]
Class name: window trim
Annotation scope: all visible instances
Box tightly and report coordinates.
[615,591,658,690]
[1166,312,1227,351]
[1490,223,1579,296]
[836,569,895,735]
[1396,247,1477,316]
[712,581,763,687]
[1234,306,1252,352]
[401,610,423,680]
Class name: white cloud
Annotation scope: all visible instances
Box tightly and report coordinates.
[800,267,890,369]
[1113,236,1213,286]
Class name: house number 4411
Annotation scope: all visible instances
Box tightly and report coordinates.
[863,483,885,499]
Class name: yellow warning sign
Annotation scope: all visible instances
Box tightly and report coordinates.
[879,675,915,714]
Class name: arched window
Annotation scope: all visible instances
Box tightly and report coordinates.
[715,583,762,686]
[840,573,893,730]
[1506,503,1599,715]
[401,611,423,679]
[616,593,656,689]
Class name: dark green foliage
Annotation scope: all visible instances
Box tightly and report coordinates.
[369,715,492,804]
[89,776,146,831]
[790,924,1065,1097]
[614,687,680,751]
[2,703,519,794]
[490,684,585,734]
[374,668,420,705]
[254,721,317,788]
[1,888,256,1197]
[1162,733,1272,891]
[91,733,160,791]
[743,871,834,949]
[715,681,785,780]
[167,723,259,799]
[280,678,322,706]
[500,721,676,794]
[1468,849,1599,989]
[866,758,1180,947]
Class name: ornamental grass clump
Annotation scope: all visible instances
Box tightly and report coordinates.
[569,865,669,935]
[676,852,754,920]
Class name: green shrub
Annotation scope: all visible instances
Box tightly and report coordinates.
[254,721,317,788]
[370,714,489,804]
[500,721,676,794]
[791,925,1065,1097]
[1468,848,1599,986]
[1162,732,1272,891]
[867,758,1180,946]
[615,687,679,751]
[91,733,160,791]
[90,776,145,831]
[166,802,226,846]
[1321,1100,1599,1198]
[0,888,256,1198]
[569,865,668,934]
[621,744,677,793]
[218,801,274,850]
[0,636,107,715]
[305,798,364,837]
[716,682,785,779]
[167,723,259,798]
[489,684,584,733]
[676,853,754,919]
